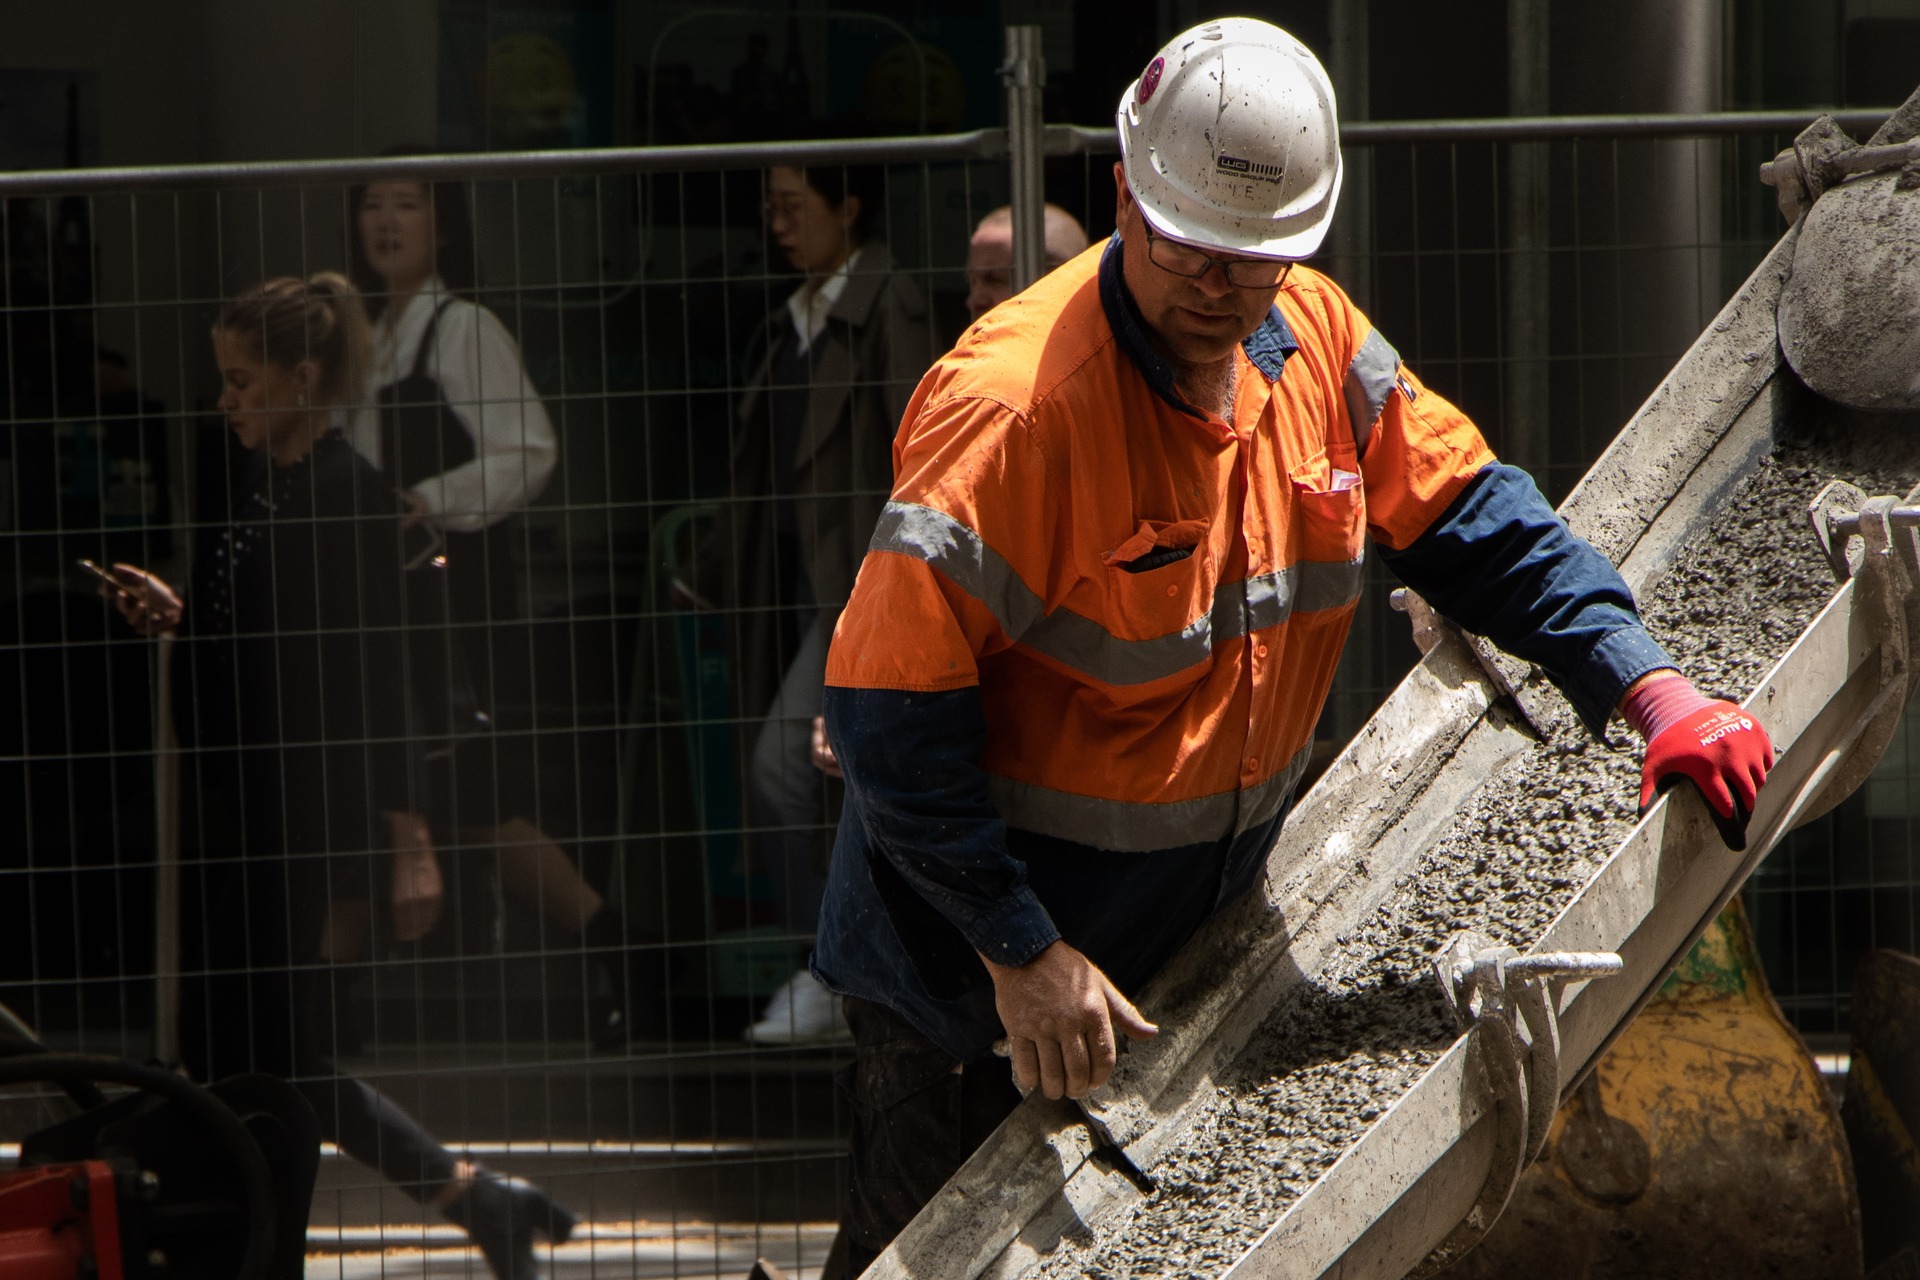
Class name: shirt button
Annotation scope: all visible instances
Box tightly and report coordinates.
[1166,584,1179,597]
[1257,643,1270,658]
[1246,756,1260,772]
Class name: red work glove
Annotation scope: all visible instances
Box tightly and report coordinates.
[1623,674,1774,851]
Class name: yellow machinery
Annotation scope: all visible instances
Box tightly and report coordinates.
[1450,900,1860,1277]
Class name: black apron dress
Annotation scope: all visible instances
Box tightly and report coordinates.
[377,300,525,824]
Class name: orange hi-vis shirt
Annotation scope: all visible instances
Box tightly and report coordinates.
[825,240,1495,853]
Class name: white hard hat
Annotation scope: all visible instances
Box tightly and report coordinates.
[1116,18,1342,260]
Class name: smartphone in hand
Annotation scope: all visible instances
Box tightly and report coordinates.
[77,558,136,598]
[400,522,445,572]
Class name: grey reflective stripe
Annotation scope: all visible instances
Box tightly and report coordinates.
[1294,557,1367,614]
[1234,746,1314,834]
[874,501,1363,687]
[987,741,1315,852]
[1344,327,1402,458]
[871,501,1046,639]
[1024,606,1214,687]
[1234,560,1366,638]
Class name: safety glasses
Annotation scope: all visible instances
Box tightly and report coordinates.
[1143,222,1295,289]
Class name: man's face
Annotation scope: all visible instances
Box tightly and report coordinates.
[1112,163,1283,367]
[966,224,1014,321]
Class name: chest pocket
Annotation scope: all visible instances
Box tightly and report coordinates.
[1099,517,1214,644]
[1289,449,1366,564]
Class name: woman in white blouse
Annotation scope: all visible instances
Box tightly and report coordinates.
[349,168,667,1050]
[347,176,554,600]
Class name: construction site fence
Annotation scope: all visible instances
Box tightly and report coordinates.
[0,107,1905,1264]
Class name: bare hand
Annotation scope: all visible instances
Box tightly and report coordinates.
[387,812,443,942]
[981,940,1157,1100]
[810,715,842,777]
[108,564,182,635]
[399,489,432,528]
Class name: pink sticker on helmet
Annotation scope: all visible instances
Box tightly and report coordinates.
[1139,57,1164,105]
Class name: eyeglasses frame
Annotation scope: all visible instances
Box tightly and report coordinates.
[1140,222,1297,290]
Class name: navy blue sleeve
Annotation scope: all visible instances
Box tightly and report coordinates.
[823,684,1062,967]
[1378,463,1676,737]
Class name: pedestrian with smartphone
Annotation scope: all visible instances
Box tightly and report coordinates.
[107,274,576,1280]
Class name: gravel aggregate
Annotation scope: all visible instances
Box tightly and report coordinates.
[1035,417,1920,1280]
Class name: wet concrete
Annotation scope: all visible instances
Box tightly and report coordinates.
[1035,417,1920,1279]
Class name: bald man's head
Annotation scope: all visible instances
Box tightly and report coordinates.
[966,204,1092,321]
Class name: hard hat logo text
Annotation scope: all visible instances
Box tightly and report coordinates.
[1216,154,1285,185]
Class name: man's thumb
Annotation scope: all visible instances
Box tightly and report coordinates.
[1104,983,1158,1040]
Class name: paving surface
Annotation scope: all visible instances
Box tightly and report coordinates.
[307,1138,845,1242]
[304,1221,838,1280]
[298,1037,850,1280]
[1035,416,1920,1278]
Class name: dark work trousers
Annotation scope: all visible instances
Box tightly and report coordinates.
[435,523,536,829]
[839,997,1024,1273]
[378,301,534,829]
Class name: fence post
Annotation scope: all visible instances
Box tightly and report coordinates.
[1002,25,1046,293]
[1504,0,1552,482]
[153,635,179,1063]
[1328,0,1373,310]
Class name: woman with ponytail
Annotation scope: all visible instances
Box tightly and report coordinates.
[105,274,577,1280]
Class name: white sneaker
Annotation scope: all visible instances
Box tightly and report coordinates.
[744,970,849,1045]
[752,971,804,1029]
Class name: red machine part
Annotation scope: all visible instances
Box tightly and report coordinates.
[0,1164,124,1280]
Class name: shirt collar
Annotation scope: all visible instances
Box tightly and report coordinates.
[1097,235,1298,420]
[788,247,862,354]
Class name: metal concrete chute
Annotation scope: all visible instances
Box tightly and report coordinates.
[1224,475,1920,1280]
[865,97,1920,1280]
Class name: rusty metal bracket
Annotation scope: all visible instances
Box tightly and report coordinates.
[1408,937,1623,1277]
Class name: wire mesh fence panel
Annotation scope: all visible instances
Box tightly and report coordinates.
[0,140,1020,1280]
[0,110,1908,1277]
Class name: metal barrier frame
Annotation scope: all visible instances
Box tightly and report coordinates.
[0,109,1893,196]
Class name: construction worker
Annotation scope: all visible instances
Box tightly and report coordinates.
[965,202,1091,321]
[812,19,1775,1271]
